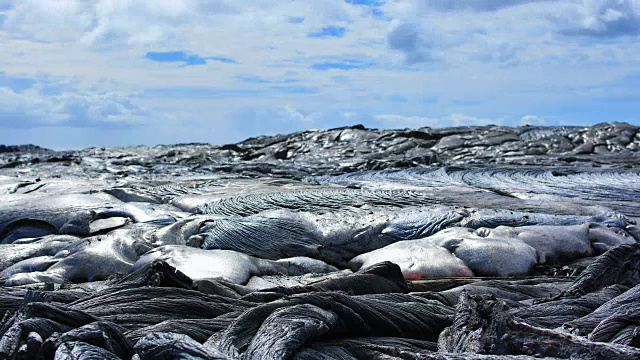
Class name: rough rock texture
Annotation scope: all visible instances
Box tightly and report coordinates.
[1,123,640,359]
[2,122,640,177]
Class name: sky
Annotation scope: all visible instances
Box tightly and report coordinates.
[1,0,640,149]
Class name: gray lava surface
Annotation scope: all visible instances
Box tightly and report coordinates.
[1,123,640,359]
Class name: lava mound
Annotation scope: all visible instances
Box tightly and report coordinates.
[1,123,639,359]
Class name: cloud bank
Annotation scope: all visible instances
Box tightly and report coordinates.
[0,0,638,148]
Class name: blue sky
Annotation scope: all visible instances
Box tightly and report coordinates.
[0,0,639,149]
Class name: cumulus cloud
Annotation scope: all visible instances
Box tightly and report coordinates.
[1,0,240,46]
[0,75,150,128]
[554,0,640,38]
[278,106,322,123]
[0,0,358,48]
[0,0,638,148]
[387,22,432,64]
[383,0,640,66]
[384,2,513,64]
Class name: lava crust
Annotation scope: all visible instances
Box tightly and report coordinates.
[1,123,639,359]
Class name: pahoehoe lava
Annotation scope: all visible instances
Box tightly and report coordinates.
[1,123,640,359]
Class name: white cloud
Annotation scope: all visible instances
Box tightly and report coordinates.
[3,0,203,45]
[0,0,639,148]
[278,105,321,123]
[383,0,640,66]
[553,0,640,38]
[386,21,430,64]
[374,114,439,128]
[374,113,501,129]
[0,80,150,128]
[448,113,500,127]
[1,0,361,48]
[383,1,527,65]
